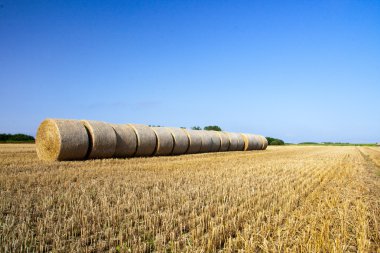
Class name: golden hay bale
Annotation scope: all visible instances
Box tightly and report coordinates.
[236,133,245,151]
[167,127,189,155]
[217,132,230,152]
[199,130,213,153]
[111,124,137,157]
[129,124,157,156]
[241,133,255,151]
[151,127,174,156]
[36,118,89,161]
[226,132,238,151]
[253,134,264,150]
[209,131,221,152]
[258,135,268,150]
[263,136,268,150]
[184,129,202,154]
[81,120,117,159]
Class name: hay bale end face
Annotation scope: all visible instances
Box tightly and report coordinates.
[168,128,189,155]
[217,132,230,152]
[199,130,213,153]
[36,118,89,161]
[111,124,137,157]
[152,127,174,156]
[81,120,117,159]
[184,129,202,154]
[129,124,157,156]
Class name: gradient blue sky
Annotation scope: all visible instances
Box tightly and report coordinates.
[1,0,379,143]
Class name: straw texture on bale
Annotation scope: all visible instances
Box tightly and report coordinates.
[81,120,117,159]
[36,118,89,161]
[199,130,213,153]
[184,129,202,154]
[208,131,221,152]
[263,136,268,150]
[254,135,263,150]
[168,128,189,155]
[259,135,268,150]
[129,124,157,156]
[241,133,255,151]
[217,132,230,152]
[152,127,174,156]
[111,124,137,157]
[236,134,245,151]
[227,132,238,151]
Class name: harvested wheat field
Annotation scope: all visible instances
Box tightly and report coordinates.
[1,144,380,252]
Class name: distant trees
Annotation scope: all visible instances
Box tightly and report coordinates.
[0,134,35,142]
[191,126,222,131]
[266,137,285,145]
[203,126,222,131]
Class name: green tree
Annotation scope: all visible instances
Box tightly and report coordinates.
[266,137,285,145]
[191,126,201,130]
[204,125,222,131]
[0,133,35,142]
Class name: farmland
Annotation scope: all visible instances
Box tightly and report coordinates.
[1,144,379,252]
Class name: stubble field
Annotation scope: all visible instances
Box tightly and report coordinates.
[0,144,379,252]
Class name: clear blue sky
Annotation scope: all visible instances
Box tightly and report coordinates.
[1,0,379,143]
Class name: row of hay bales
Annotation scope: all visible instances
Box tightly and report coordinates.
[36,118,268,161]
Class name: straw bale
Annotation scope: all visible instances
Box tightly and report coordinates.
[129,124,157,156]
[81,120,116,159]
[36,118,89,161]
[151,127,174,156]
[111,124,137,157]
[168,127,189,155]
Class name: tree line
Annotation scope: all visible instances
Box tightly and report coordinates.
[0,134,35,143]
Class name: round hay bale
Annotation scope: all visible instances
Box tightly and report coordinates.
[184,129,202,154]
[199,130,213,153]
[263,136,268,150]
[258,135,268,150]
[151,127,174,156]
[81,120,117,159]
[111,124,137,157]
[36,118,89,161]
[241,133,255,151]
[168,127,189,155]
[209,131,221,152]
[217,132,230,152]
[256,135,265,150]
[251,134,259,150]
[129,124,157,156]
[236,133,245,151]
[226,132,238,151]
